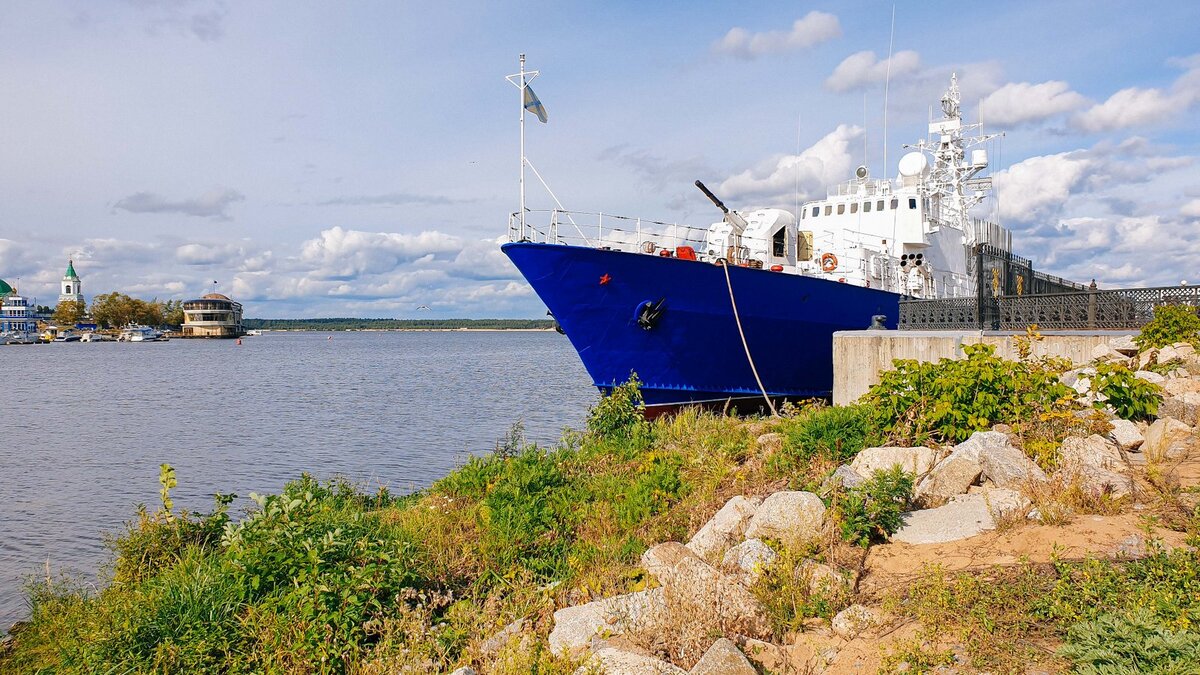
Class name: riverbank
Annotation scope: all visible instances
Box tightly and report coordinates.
[3,326,1199,673]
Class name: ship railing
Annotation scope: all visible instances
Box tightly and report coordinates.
[510,209,788,258]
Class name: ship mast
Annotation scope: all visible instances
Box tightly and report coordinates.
[506,54,539,241]
[904,74,1001,242]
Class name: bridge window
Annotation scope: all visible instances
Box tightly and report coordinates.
[863,201,872,213]
[824,205,832,216]
[877,200,885,211]
[908,198,917,209]
[890,198,898,209]
[850,203,858,214]
[837,204,845,215]
[811,206,819,218]
[772,228,786,257]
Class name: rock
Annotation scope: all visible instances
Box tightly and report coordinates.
[449,668,477,675]
[891,488,1030,545]
[915,452,983,505]
[1108,335,1139,355]
[1109,419,1145,451]
[831,604,880,638]
[744,491,826,548]
[1092,343,1130,364]
[1160,392,1200,426]
[799,561,847,597]
[690,637,757,675]
[1111,534,1148,559]
[480,617,530,659]
[1135,370,1166,385]
[756,432,783,454]
[1138,348,1160,370]
[822,464,866,494]
[721,539,778,583]
[549,588,665,656]
[1142,417,1195,462]
[576,647,688,675]
[665,557,771,639]
[1171,368,1192,379]
[969,432,1049,488]
[1059,435,1125,471]
[642,542,700,585]
[1172,342,1198,359]
[686,496,762,560]
[1060,367,1096,390]
[1159,345,1181,364]
[849,446,940,478]
[1080,468,1134,499]
[1162,378,1200,397]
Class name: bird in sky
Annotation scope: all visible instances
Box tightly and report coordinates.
[416,305,431,311]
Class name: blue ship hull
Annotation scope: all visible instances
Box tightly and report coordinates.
[503,242,900,412]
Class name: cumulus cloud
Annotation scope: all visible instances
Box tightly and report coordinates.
[298,227,465,279]
[1073,54,1200,132]
[825,50,921,92]
[114,187,245,220]
[1182,199,1200,218]
[713,11,841,59]
[131,0,229,42]
[175,242,245,265]
[994,152,1093,224]
[979,81,1088,127]
[717,124,862,206]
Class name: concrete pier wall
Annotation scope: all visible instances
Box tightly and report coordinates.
[832,330,1137,405]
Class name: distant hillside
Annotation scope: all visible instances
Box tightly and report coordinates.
[242,318,555,331]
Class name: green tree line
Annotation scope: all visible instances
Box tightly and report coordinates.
[83,293,185,328]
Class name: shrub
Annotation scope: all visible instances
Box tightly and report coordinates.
[751,546,851,636]
[1134,303,1200,351]
[835,466,913,547]
[1090,361,1161,421]
[1058,609,1200,673]
[586,375,649,441]
[864,343,1076,445]
[768,404,881,479]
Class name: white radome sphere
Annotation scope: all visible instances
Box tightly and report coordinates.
[897,152,930,177]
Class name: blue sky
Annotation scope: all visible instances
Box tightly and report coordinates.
[1,1,1198,317]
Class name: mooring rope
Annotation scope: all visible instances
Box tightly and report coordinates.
[720,260,778,417]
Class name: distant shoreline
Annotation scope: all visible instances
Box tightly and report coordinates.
[243,319,556,332]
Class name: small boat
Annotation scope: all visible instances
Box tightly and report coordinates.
[53,330,82,342]
[245,329,264,336]
[119,325,164,342]
[0,330,38,345]
[80,332,115,342]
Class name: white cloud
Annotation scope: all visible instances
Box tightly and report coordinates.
[1073,54,1200,132]
[1182,199,1200,218]
[176,242,245,265]
[718,124,862,207]
[994,152,1093,223]
[825,50,921,92]
[979,81,1088,127]
[298,227,465,278]
[713,11,841,59]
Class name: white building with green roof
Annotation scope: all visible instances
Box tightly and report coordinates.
[58,259,83,305]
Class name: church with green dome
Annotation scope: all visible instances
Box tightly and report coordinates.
[59,259,83,305]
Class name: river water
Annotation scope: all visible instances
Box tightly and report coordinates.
[0,331,595,630]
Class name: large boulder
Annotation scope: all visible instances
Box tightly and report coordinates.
[1108,419,1145,451]
[1160,392,1200,426]
[915,452,983,505]
[549,588,665,656]
[849,446,940,478]
[891,488,1029,545]
[690,638,757,675]
[1138,348,1160,370]
[1092,343,1131,365]
[1059,434,1125,471]
[1108,334,1139,356]
[1143,417,1195,462]
[686,496,762,560]
[721,539,778,583]
[1079,467,1135,500]
[664,557,772,639]
[642,542,700,586]
[576,647,687,675]
[965,431,1049,488]
[744,491,826,548]
[821,464,866,494]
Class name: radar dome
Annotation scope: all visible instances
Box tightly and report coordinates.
[897,152,929,177]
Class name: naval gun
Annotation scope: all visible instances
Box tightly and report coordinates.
[695,180,748,263]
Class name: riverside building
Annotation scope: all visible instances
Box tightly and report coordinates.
[181,293,245,338]
[1,279,39,344]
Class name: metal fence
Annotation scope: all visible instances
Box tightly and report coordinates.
[901,285,1200,331]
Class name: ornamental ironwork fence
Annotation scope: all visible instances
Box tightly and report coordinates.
[900,285,1200,331]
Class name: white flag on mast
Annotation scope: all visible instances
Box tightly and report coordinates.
[523,85,548,123]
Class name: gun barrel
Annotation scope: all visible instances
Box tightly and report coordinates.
[694,180,729,214]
